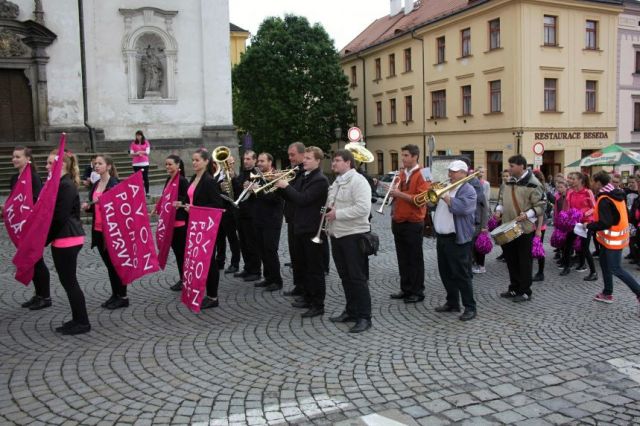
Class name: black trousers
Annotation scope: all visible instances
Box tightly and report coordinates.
[536,229,546,274]
[216,210,241,268]
[504,232,534,296]
[171,225,187,279]
[255,225,282,285]
[436,234,475,311]
[563,231,596,273]
[288,222,303,293]
[331,234,371,320]
[237,217,261,275]
[206,251,220,298]
[33,258,50,299]
[133,165,149,194]
[52,245,89,325]
[392,221,425,297]
[294,233,326,309]
[94,232,127,297]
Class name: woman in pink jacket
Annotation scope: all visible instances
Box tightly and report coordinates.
[130,130,151,195]
[560,172,598,281]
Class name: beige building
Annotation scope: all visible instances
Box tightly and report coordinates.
[230,23,250,66]
[341,0,622,186]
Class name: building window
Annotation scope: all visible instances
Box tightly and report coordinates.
[375,58,381,80]
[391,152,399,171]
[636,51,640,74]
[388,53,396,77]
[350,66,357,87]
[376,101,382,124]
[352,105,358,126]
[404,48,412,71]
[489,18,500,50]
[431,90,446,118]
[487,151,503,187]
[389,98,397,123]
[544,15,557,46]
[376,152,384,175]
[635,103,640,132]
[437,36,446,63]
[544,78,557,111]
[461,151,475,169]
[461,85,472,116]
[405,95,413,122]
[461,28,471,57]
[585,20,598,50]
[585,80,597,112]
[489,80,501,112]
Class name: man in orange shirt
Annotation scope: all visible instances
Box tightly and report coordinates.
[389,144,430,303]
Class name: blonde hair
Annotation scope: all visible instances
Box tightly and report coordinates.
[50,149,80,186]
[305,146,324,161]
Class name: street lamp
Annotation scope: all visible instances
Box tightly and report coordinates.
[512,129,523,155]
[334,127,342,151]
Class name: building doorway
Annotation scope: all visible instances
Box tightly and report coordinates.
[486,151,503,187]
[0,69,35,143]
[540,151,561,181]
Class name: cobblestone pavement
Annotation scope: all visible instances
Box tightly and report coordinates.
[2,210,640,425]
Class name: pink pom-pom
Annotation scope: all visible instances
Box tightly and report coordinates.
[532,235,545,258]
[487,216,501,232]
[475,231,493,255]
[569,208,583,226]
[573,236,583,252]
[550,229,567,248]
[556,210,572,232]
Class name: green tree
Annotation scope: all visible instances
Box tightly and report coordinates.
[233,15,353,158]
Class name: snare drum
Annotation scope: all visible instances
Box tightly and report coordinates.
[490,220,524,246]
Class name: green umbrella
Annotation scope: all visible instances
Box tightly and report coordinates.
[567,143,640,167]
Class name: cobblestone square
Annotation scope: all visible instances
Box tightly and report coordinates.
[2,211,640,425]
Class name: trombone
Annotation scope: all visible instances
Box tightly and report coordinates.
[376,171,399,214]
[412,170,481,207]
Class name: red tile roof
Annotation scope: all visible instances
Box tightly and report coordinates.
[340,0,486,57]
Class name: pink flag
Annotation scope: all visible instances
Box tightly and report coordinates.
[4,165,34,246]
[98,171,160,285]
[13,135,65,285]
[156,174,179,269]
[181,206,224,313]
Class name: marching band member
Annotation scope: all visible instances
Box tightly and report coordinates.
[46,150,91,335]
[325,149,373,333]
[433,160,477,321]
[6,146,50,310]
[82,155,127,309]
[282,142,305,297]
[185,148,225,309]
[276,146,329,318]
[253,153,284,291]
[495,155,545,302]
[163,155,190,291]
[389,144,429,303]
[215,155,241,274]
[232,151,262,282]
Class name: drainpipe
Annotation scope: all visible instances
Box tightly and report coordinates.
[78,0,95,152]
[411,30,426,167]
[358,54,367,144]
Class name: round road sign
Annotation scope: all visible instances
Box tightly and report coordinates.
[347,127,362,142]
[533,142,545,156]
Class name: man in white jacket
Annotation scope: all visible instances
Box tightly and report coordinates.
[325,149,373,333]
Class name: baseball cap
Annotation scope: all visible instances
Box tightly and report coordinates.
[448,160,468,172]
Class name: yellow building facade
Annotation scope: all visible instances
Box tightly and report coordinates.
[341,0,622,186]
[230,23,250,66]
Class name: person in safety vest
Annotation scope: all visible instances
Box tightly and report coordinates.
[586,171,640,305]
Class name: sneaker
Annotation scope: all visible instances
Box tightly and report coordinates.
[471,266,480,274]
[512,294,531,303]
[593,293,613,304]
[500,290,517,298]
[575,264,588,272]
[476,266,486,274]
[106,297,129,310]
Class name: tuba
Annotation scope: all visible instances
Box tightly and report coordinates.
[413,170,481,207]
[212,146,234,200]
[344,142,375,163]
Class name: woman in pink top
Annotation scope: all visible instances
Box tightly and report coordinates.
[130,130,151,195]
[560,172,598,281]
[82,155,125,309]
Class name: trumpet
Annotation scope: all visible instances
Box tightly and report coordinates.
[311,200,332,244]
[224,180,257,208]
[376,171,399,214]
[253,168,298,194]
[413,170,481,207]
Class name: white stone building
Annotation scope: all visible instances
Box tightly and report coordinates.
[619,0,640,146]
[0,0,235,152]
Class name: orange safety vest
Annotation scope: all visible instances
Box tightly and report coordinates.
[594,195,629,250]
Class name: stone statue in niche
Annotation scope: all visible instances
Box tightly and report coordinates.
[140,45,163,98]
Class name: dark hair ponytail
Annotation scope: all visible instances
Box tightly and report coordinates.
[14,145,38,173]
[167,154,185,177]
[194,148,215,176]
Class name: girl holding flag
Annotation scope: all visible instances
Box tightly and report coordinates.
[82,155,127,310]
[45,149,91,335]
[3,146,50,310]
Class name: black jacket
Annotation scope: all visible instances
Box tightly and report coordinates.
[10,167,43,203]
[587,188,626,233]
[163,174,190,222]
[280,168,328,235]
[189,173,224,209]
[253,178,284,228]
[88,176,120,248]
[46,174,85,245]
[233,168,257,219]
[282,165,303,223]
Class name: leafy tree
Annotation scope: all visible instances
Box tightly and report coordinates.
[233,15,353,158]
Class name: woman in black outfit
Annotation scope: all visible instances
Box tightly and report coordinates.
[45,150,90,335]
[5,146,51,310]
[162,155,190,291]
[185,148,224,309]
[82,155,128,310]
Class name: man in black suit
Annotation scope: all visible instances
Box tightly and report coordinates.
[282,142,305,296]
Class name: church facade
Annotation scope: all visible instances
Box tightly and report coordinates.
[0,0,235,152]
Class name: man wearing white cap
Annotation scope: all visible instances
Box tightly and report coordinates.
[432,160,478,320]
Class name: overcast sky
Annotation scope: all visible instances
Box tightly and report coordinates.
[229,0,390,51]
